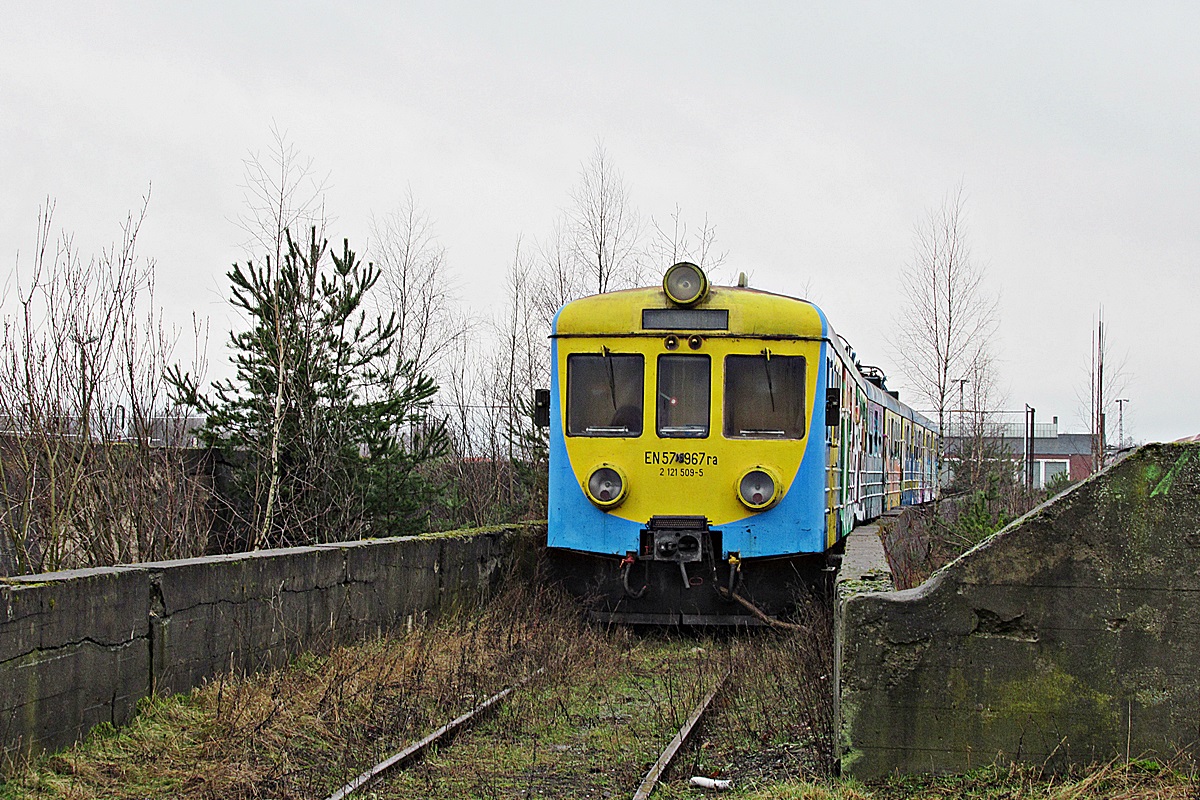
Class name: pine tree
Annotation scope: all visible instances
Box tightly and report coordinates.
[170,227,446,550]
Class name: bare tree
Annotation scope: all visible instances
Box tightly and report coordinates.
[567,141,646,295]
[893,187,1000,461]
[948,347,1009,490]
[236,124,329,265]
[531,218,586,332]
[527,143,652,335]
[647,204,728,273]
[368,189,470,389]
[432,242,546,528]
[0,196,213,575]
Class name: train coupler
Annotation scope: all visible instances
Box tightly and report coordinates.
[638,516,723,591]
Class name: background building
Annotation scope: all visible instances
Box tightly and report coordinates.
[942,413,1094,489]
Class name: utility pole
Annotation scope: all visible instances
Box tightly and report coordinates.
[1092,315,1106,470]
[1115,398,1129,449]
[1025,404,1036,490]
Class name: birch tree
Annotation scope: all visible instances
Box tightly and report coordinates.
[893,188,1000,463]
[369,190,469,388]
[568,142,645,295]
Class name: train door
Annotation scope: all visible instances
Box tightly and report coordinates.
[825,356,841,545]
[927,430,935,500]
[886,414,892,509]
[840,365,852,537]
[901,417,913,505]
[932,432,941,492]
[892,413,903,509]
[854,386,864,525]
[921,429,931,496]
[917,428,927,502]
[868,402,883,518]
[888,412,897,506]
[873,402,883,515]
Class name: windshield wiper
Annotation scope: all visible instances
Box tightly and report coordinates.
[603,346,617,410]
[762,348,776,412]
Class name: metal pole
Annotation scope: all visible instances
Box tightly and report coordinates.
[953,378,969,436]
[1096,317,1105,469]
[1025,404,1036,490]
[1115,398,1129,449]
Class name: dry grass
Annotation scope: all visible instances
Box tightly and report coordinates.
[2,585,586,799]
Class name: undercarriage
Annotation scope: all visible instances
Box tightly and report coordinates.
[546,516,830,626]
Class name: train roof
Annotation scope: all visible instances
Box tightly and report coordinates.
[553,285,826,339]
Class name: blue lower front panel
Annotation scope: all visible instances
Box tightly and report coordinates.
[547,429,831,559]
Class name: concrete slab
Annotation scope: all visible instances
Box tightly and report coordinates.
[836,519,894,592]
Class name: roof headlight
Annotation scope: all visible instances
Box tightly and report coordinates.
[663,261,709,307]
[586,464,628,509]
[737,466,782,510]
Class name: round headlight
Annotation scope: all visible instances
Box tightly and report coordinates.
[737,467,781,510]
[586,465,627,509]
[663,261,709,307]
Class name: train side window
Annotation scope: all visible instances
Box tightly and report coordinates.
[657,355,710,438]
[566,353,644,437]
[723,355,806,439]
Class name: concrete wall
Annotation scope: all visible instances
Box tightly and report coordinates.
[0,524,541,759]
[837,443,1200,778]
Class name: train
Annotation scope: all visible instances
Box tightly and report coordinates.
[540,261,938,624]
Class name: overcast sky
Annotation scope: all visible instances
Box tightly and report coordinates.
[3,2,1197,442]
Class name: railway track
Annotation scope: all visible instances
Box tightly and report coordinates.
[631,672,729,799]
[300,582,836,799]
[324,668,546,800]
[316,634,754,799]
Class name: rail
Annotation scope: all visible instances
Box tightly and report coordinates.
[324,667,545,800]
[326,665,730,799]
[631,672,730,799]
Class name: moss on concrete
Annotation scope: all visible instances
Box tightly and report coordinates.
[986,661,1117,733]
[414,521,545,541]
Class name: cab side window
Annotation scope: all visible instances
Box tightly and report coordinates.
[566,353,644,436]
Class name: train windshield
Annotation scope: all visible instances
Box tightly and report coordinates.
[657,355,710,438]
[566,352,644,436]
[724,354,807,439]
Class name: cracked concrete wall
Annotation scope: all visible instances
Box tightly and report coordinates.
[837,443,1200,779]
[0,567,149,756]
[1,524,541,759]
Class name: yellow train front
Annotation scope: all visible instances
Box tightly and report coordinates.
[546,262,937,624]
